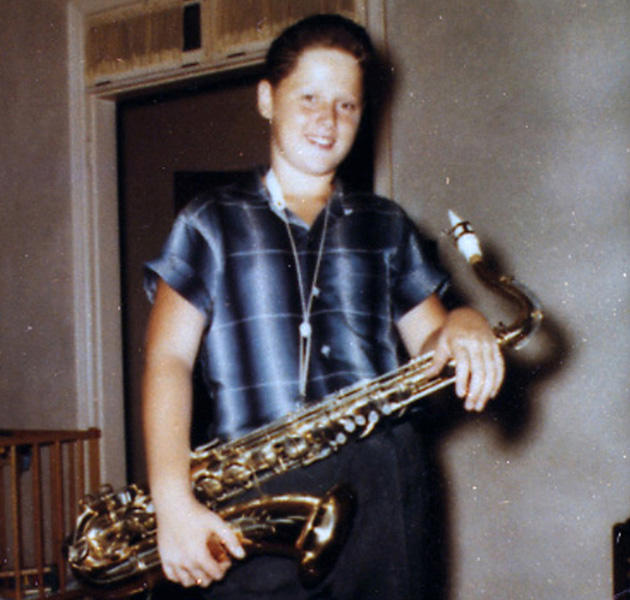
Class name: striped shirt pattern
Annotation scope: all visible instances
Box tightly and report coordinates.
[145,170,447,440]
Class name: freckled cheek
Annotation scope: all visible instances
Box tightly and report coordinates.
[340,117,361,141]
[284,111,312,132]
[339,117,359,130]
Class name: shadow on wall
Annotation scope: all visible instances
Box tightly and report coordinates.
[414,243,570,600]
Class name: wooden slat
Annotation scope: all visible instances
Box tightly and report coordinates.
[88,432,101,494]
[31,444,46,599]
[85,0,185,84]
[0,429,102,447]
[67,442,78,527]
[0,429,101,600]
[210,0,363,58]
[10,446,23,600]
[0,460,7,584]
[77,439,86,508]
[50,441,66,592]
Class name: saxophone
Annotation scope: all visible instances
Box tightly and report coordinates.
[66,213,542,598]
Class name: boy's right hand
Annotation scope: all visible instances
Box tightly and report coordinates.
[156,494,245,588]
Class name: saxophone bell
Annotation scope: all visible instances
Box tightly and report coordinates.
[225,484,356,587]
[295,484,356,586]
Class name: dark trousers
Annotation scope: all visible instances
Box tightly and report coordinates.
[183,421,432,600]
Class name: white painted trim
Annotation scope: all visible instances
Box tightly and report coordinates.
[68,2,93,429]
[68,0,127,487]
[365,0,392,198]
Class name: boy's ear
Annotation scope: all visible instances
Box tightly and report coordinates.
[257,79,273,120]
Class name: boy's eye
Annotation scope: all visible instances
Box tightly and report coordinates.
[339,101,358,113]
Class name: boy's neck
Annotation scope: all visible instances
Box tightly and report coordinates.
[284,194,329,226]
[269,165,334,225]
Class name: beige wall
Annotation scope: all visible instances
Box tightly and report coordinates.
[386,1,630,598]
[0,0,77,429]
[1,0,628,598]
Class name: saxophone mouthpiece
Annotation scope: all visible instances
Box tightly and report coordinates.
[448,210,482,262]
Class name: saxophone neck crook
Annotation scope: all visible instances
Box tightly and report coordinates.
[448,210,543,350]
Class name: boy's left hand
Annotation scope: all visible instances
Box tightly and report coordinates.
[426,307,505,411]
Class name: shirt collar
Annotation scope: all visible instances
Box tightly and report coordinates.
[261,168,348,228]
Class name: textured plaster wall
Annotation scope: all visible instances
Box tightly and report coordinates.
[0,0,77,429]
[386,1,630,598]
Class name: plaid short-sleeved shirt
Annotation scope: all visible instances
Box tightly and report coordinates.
[145,170,448,440]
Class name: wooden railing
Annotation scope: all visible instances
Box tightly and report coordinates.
[0,429,101,600]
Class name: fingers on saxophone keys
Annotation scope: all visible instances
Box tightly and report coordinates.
[200,553,232,584]
[180,562,229,588]
[466,344,493,412]
[464,340,504,412]
[181,570,201,588]
[165,565,198,588]
[453,344,472,401]
[490,343,505,399]
[162,563,177,584]
[463,349,482,411]
[478,340,505,410]
[191,569,218,588]
[209,515,245,560]
[163,555,229,587]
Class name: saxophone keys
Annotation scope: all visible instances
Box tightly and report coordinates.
[223,463,252,486]
[197,475,224,499]
[334,432,348,446]
[353,414,367,427]
[358,411,380,438]
[257,444,278,466]
[285,436,309,460]
[67,537,89,564]
[340,419,355,433]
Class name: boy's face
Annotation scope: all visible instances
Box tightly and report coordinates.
[258,47,364,181]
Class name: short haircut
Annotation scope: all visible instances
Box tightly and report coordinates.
[264,13,375,94]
